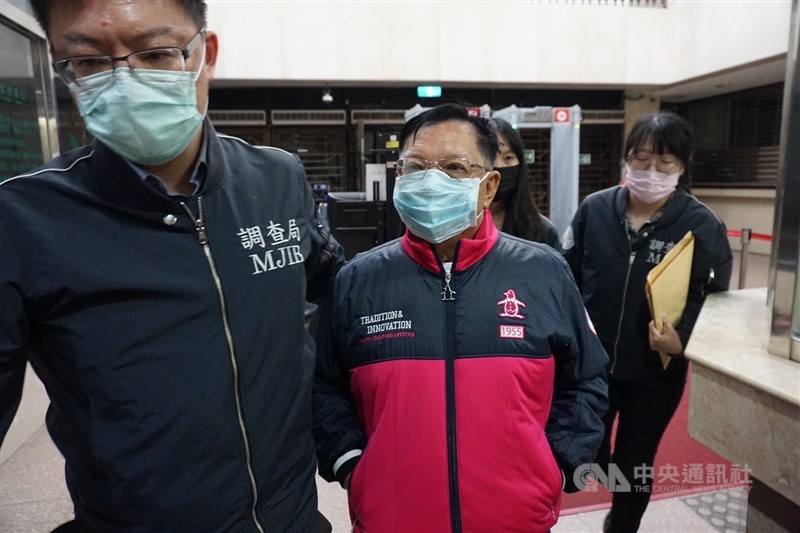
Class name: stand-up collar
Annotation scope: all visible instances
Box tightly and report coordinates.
[613,185,691,228]
[125,134,208,197]
[401,209,499,273]
[88,118,226,211]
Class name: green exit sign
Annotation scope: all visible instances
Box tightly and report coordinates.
[417,85,442,98]
[579,153,592,165]
[524,149,535,164]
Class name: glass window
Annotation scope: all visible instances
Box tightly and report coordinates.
[0,19,55,182]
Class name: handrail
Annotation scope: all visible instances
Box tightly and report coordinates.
[726,229,772,289]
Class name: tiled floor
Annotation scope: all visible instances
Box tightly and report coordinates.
[0,426,750,533]
[0,251,769,532]
[682,489,748,532]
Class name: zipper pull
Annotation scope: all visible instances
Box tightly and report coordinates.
[193,218,208,245]
[179,198,208,245]
[441,272,456,302]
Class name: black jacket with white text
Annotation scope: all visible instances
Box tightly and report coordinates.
[561,186,732,380]
[0,123,344,531]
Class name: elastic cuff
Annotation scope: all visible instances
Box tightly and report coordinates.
[333,449,362,487]
[334,456,360,488]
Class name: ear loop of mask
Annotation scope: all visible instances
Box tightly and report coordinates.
[476,171,491,223]
[194,36,210,118]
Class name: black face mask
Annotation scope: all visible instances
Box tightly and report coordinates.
[493,165,521,203]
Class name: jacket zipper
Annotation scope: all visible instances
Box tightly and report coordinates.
[610,225,636,376]
[180,198,266,533]
[441,271,456,302]
[440,259,462,533]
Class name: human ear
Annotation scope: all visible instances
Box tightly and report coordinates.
[482,171,501,208]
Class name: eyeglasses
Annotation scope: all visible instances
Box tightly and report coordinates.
[396,157,488,180]
[53,29,206,87]
[627,152,681,173]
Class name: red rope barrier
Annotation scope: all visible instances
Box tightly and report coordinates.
[727,230,772,242]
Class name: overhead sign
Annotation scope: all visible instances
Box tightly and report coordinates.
[554,108,571,123]
[524,149,535,164]
[417,85,442,98]
[384,133,399,149]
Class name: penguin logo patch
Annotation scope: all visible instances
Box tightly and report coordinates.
[497,289,526,319]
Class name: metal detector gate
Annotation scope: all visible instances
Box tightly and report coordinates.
[329,104,582,258]
[492,105,581,236]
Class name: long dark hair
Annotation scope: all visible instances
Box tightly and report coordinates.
[490,118,547,242]
[625,112,693,189]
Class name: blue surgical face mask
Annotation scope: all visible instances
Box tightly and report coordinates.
[393,169,488,243]
[68,59,205,166]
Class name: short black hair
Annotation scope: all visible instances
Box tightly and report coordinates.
[399,103,499,168]
[625,111,693,187]
[625,112,693,168]
[29,0,207,36]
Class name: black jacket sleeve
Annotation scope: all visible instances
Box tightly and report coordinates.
[674,217,733,352]
[541,215,562,250]
[0,218,29,443]
[546,257,609,493]
[560,204,585,292]
[297,162,345,303]
[311,271,366,486]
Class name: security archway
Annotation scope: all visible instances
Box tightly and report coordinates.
[492,105,582,236]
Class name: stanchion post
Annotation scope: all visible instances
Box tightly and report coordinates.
[739,228,752,289]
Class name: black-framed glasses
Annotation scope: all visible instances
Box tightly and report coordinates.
[626,152,681,173]
[396,157,488,180]
[53,29,206,87]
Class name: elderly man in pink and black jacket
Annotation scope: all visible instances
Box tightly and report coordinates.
[312,104,608,533]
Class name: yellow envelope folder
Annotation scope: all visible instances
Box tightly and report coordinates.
[645,231,694,369]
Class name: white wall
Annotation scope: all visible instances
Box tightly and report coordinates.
[693,188,775,256]
[207,1,792,85]
[670,1,792,82]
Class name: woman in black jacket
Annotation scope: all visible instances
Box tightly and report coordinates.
[490,118,560,248]
[561,112,733,532]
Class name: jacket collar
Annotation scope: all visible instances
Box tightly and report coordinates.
[400,209,499,273]
[124,134,209,197]
[89,118,226,211]
[614,185,691,228]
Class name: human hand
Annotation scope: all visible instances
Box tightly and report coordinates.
[649,315,683,356]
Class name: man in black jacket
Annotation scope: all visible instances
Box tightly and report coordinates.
[0,1,342,530]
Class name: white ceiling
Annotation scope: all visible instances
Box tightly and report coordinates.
[654,56,787,103]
